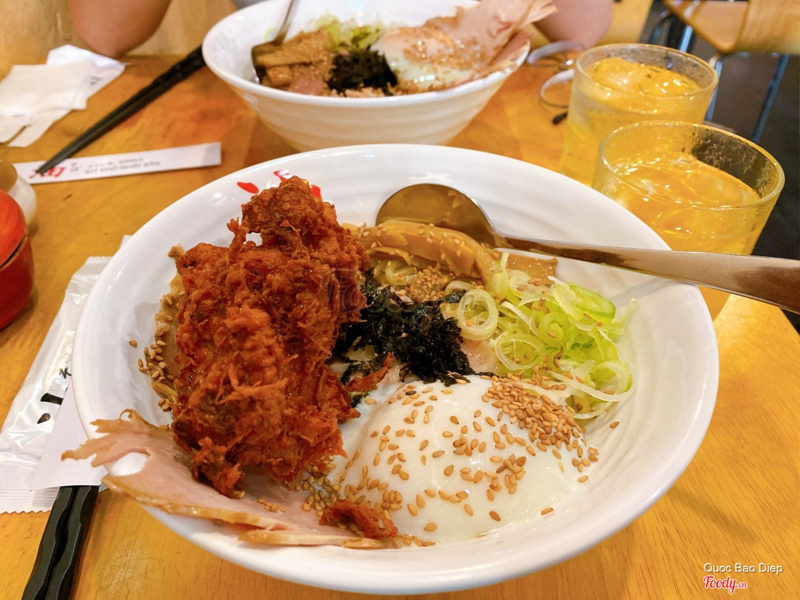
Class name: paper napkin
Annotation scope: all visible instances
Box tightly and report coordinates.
[0,45,125,148]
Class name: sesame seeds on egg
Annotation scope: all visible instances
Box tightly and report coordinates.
[318,374,598,543]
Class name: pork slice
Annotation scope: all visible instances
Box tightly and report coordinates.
[63,411,362,545]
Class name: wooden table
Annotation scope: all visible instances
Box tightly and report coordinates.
[2,55,799,600]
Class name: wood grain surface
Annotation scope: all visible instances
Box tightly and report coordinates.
[1,55,798,600]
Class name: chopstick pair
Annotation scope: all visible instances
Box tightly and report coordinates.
[35,46,206,175]
[22,485,99,600]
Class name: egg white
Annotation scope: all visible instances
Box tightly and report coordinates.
[328,375,589,543]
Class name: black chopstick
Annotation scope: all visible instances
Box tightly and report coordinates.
[35,46,206,175]
[22,485,99,600]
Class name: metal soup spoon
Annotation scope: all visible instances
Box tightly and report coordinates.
[376,183,800,314]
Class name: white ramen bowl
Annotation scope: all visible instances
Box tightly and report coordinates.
[72,145,718,594]
[202,0,529,151]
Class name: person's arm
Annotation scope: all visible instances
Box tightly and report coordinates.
[536,0,613,48]
[69,0,173,58]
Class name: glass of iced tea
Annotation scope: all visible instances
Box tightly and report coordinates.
[593,120,785,317]
[560,43,719,186]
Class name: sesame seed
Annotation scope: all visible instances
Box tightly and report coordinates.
[424,523,438,532]
[489,510,501,522]
[541,507,554,515]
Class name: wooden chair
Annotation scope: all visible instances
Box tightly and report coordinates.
[649,0,800,142]
[599,0,655,45]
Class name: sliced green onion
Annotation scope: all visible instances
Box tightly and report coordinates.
[537,310,573,347]
[493,330,545,371]
[457,289,499,340]
[444,280,474,294]
[487,269,509,300]
[446,252,634,421]
[590,359,632,394]
[552,278,616,322]
[383,260,417,286]
[550,371,634,403]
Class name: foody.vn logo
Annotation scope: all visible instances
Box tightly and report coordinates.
[703,576,748,594]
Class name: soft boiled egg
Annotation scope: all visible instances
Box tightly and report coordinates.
[371,26,477,93]
[326,374,595,543]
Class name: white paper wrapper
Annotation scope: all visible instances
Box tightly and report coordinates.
[0,257,109,513]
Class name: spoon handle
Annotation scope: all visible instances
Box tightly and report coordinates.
[501,236,800,314]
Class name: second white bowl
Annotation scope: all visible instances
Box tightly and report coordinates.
[202,0,528,151]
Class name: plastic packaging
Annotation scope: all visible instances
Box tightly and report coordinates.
[0,257,109,513]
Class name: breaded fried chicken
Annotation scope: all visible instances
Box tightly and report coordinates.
[171,177,370,497]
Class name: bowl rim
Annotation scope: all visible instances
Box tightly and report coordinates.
[201,1,529,108]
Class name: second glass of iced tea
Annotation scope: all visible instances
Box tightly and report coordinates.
[592,120,785,318]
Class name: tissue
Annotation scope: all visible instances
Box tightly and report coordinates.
[0,45,125,148]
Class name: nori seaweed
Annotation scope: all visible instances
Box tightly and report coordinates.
[326,49,397,95]
[334,273,476,386]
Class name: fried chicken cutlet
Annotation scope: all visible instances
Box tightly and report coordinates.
[171,176,370,497]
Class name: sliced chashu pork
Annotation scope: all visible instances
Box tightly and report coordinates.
[63,411,391,548]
